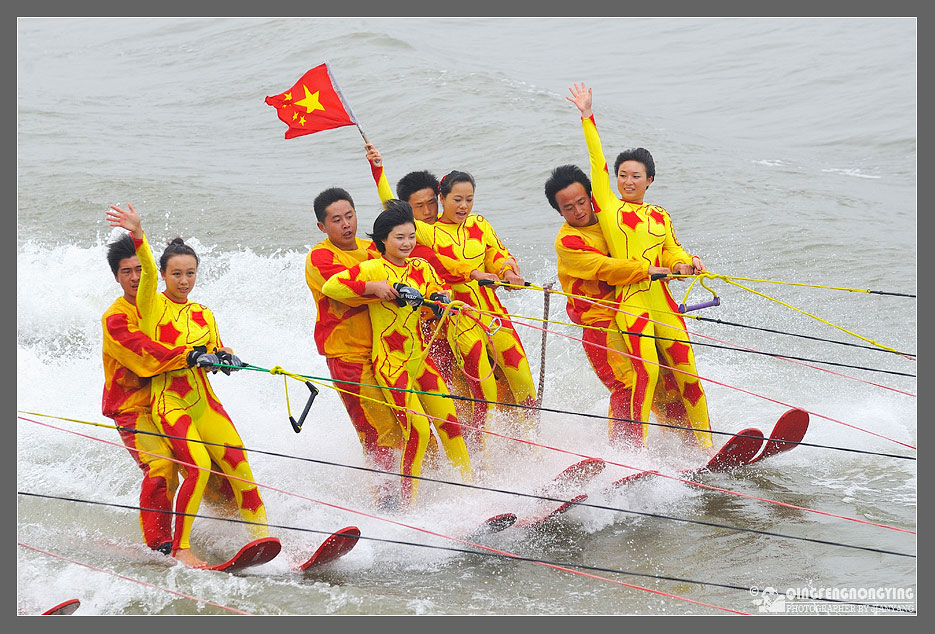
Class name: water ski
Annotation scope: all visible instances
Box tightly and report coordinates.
[297,527,360,571]
[608,426,765,490]
[748,408,809,464]
[207,536,281,572]
[42,599,80,615]
[514,493,589,530]
[463,513,518,542]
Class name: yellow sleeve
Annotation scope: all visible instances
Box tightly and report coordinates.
[101,305,189,378]
[321,260,378,302]
[581,115,626,260]
[133,232,160,337]
[555,232,649,286]
[476,217,515,278]
[203,306,224,352]
[369,158,395,206]
[660,208,694,267]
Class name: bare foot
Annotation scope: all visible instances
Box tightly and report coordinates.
[174,548,207,568]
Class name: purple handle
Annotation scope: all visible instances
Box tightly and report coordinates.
[678,297,721,313]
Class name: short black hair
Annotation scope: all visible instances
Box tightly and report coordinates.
[396,170,439,204]
[613,148,656,180]
[544,164,592,212]
[313,187,355,222]
[368,199,415,254]
[438,170,475,197]
[159,237,199,272]
[106,233,137,277]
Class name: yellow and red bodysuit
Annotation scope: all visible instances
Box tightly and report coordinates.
[134,233,269,554]
[322,255,473,505]
[580,115,713,448]
[102,297,190,551]
[371,161,501,446]
[412,214,538,430]
[555,221,690,447]
[305,236,405,474]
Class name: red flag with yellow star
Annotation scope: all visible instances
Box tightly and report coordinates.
[265,63,358,139]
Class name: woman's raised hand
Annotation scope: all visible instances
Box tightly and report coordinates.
[566,82,593,118]
[106,203,143,238]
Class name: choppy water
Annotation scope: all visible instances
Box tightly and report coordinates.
[17,17,916,616]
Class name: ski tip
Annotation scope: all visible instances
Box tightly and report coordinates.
[485,513,517,532]
[779,408,810,430]
[335,526,362,539]
[208,536,282,572]
[42,599,80,615]
[297,527,361,572]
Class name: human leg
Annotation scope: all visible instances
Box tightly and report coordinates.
[114,412,178,552]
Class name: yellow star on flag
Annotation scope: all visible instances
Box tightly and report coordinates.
[295,85,325,114]
[298,115,306,126]
[284,91,292,101]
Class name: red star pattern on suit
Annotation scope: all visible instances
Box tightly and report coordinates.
[466,222,485,242]
[666,340,692,366]
[437,244,458,261]
[682,379,704,406]
[222,444,246,469]
[417,369,442,392]
[619,208,643,230]
[162,413,193,436]
[648,209,665,225]
[383,330,408,354]
[239,487,264,513]
[407,266,426,287]
[190,310,207,328]
[501,343,525,370]
[158,321,182,345]
[168,375,193,399]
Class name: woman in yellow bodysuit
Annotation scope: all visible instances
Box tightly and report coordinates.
[410,171,539,434]
[566,83,713,450]
[322,200,473,507]
[107,204,271,567]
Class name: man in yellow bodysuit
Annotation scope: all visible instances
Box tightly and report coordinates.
[546,164,694,447]
[305,187,405,508]
[103,234,193,554]
[322,200,473,505]
[567,83,713,450]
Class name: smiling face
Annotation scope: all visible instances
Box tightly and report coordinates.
[407,188,440,224]
[115,255,142,303]
[318,199,358,251]
[616,160,653,204]
[554,181,596,228]
[439,181,475,225]
[161,254,198,303]
[382,221,416,266]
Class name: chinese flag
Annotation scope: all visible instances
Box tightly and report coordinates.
[265,64,357,139]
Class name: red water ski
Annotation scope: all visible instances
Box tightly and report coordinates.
[297,527,360,571]
[42,599,80,615]
[608,427,764,490]
[463,513,518,541]
[515,494,589,529]
[748,408,809,464]
[510,459,604,531]
[702,427,765,472]
[207,536,281,572]
[541,457,606,492]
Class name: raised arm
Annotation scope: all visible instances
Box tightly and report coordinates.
[365,142,396,206]
[107,203,159,333]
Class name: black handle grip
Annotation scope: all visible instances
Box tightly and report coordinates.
[289,381,320,433]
